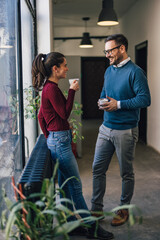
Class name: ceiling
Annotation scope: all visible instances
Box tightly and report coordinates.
[53,0,139,27]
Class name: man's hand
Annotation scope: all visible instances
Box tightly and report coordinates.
[99,96,118,112]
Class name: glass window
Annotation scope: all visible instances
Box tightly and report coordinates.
[0,0,37,216]
[0,0,21,207]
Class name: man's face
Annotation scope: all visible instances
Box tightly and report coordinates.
[104,40,123,66]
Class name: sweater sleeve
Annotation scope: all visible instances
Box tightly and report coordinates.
[120,68,151,109]
[48,86,75,119]
[38,106,49,138]
[100,86,106,99]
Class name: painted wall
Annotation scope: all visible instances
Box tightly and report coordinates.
[119,0,160,152]
[53,0,160,153]
[36,0,53,137]
[37,0,52,53]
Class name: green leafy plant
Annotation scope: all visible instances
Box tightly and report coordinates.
[23,87,40,119]
[0,162,143,240]
[0,162,94,240]
[8,86,40,134]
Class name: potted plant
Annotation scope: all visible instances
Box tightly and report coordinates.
[8,86,40,131]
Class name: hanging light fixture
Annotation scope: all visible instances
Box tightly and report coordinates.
[79,17,93,48]
[97,0,119,26]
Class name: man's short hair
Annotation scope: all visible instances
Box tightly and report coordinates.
[105,34,128,52]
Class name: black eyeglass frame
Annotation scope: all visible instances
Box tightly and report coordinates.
[103,45,121,55]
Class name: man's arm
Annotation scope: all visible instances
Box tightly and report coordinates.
[99,68,151,112]
[120,68,151,109]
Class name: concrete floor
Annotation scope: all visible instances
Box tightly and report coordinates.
[71,119,160,240]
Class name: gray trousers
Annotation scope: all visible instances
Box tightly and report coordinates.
[91,124,138,211]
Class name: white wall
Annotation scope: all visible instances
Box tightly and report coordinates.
[37,0,53,53]
[36,0,53,137]
[119,0,160,152]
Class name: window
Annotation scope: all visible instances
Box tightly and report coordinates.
[0,0,36,213]
[0,0,22,205]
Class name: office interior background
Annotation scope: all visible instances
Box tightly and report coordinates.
[0,0,160,213]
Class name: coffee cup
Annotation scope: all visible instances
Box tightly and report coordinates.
[99,98,108,106]
[69,78,79,85]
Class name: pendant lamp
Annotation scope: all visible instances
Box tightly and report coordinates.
[79,17,93,48]
[97,0,119,26]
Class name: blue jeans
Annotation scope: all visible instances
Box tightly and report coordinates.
[91,124,138,211]
[47,130,90,221]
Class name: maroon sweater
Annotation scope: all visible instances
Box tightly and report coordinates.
[38,80,75,138]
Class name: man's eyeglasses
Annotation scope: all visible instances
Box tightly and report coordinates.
[103,45,121,55]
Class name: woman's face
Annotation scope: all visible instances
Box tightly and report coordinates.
[56,58,69,79]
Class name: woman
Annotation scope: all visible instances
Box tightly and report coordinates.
[32,52,114,240]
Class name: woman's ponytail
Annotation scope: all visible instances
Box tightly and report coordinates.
[32,53,47,91]
[32,52,65,91]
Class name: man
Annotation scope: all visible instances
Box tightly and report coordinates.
[91,34,151,226]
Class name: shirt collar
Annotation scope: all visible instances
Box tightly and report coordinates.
[113,57,131,68]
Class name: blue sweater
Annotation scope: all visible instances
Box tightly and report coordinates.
[100,60,151,130]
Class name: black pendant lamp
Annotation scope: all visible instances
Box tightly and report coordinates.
[97,0,119,26]
[79,17,93,48]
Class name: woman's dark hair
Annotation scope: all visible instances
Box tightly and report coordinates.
[32,52,65,91]
[105,34,128,52]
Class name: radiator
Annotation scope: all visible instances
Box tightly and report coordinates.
[18,134,54,197]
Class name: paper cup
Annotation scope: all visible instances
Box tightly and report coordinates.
[69,78,79,85]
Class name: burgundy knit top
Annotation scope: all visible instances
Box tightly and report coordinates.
[38,80,75,138]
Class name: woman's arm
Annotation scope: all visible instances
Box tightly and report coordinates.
[48,85,75,120]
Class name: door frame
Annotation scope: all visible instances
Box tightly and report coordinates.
[135,40,148,144]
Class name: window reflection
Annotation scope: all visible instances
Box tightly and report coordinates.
[0,0,21,209]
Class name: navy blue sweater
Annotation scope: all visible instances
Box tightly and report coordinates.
[100,60,151,130]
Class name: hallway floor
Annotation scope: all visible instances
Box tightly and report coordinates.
[71,119,160,240]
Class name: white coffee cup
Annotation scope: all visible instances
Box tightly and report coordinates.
[99,98,108,106]
[69,78,79,85]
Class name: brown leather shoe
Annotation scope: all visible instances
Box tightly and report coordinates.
[111,209,129,226]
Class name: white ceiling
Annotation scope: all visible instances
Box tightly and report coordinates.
[53,0,139,27]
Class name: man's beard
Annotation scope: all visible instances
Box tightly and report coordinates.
[109,55,123,66]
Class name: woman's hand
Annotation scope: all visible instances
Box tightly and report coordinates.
[70,80,79,91]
